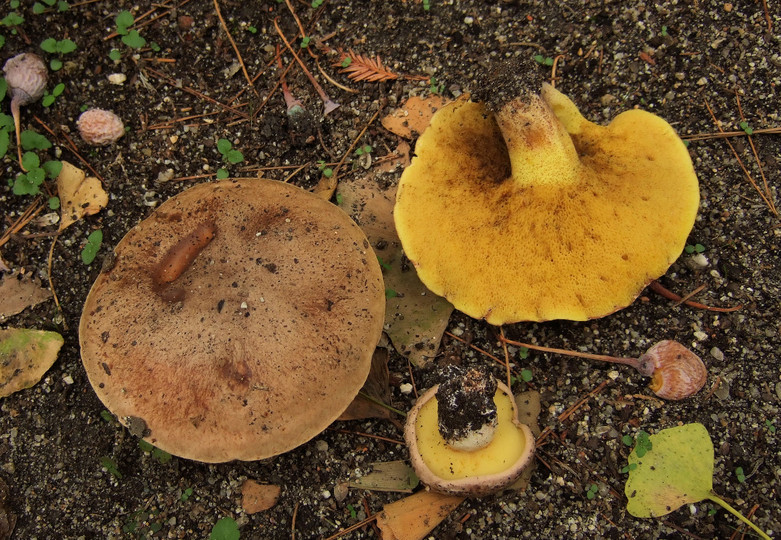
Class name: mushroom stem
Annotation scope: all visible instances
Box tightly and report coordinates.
[11,97,24,170]
[436,366,498,451]
[495,93,580,187]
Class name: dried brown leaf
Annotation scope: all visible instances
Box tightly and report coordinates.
[241,480,281,514]
[377,490,465,540]
[0,270,52,321]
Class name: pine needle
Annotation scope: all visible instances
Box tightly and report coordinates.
[334,49,399,83]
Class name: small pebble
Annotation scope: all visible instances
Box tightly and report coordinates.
[710,347,724,361]
[399,383,413,394]
[315,440,329,452]
[107,73,126,85]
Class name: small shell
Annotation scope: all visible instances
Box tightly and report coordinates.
[3,53,48,105]
[77,109,125,146]
[641,340,707,400]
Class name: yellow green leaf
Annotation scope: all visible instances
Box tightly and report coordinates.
[1,328,65,398]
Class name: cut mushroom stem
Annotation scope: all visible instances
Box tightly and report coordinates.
[500,336,707,400]
[436,366,498,451]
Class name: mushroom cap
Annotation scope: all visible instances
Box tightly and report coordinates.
[77,108,125,146]
[3,53,47,105]
[394,85,700,324]
[79,179,385,462]
[405,380,534,496]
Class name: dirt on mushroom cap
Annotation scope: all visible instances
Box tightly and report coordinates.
[394,87,699,324]
[78,179,385,462]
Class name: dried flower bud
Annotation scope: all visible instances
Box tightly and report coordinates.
[78,109,125,146]
[3,53,48,106]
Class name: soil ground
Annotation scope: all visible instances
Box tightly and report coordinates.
[1,1,779,539]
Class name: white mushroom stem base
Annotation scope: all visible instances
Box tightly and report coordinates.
[405,381,534,496]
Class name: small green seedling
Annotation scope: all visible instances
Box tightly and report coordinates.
[115,10,146,49]
[586,483,599,500]
[533,54,554,66]
[661,26,668,37]
[210,517,239,540]
[216,138,244,179]
[739,121,753,136]
[311,0,324,7]
[354,144,372,157]
[377,256,391,271]
[429,76,444,95]
[0,12,24,33]
[346,503,357,519]
[624,423,771,540]
[300,36,311,48]
[100,456,122,479]
[42,83,65,107]
[423,0,431,11]
[684,243,705,254]
[735,466,746,484]
[40,37,77,70]
[385,288,398,299]
[317,160,333,178]
[765,419,776,434]
[33,0,69,14]
[180,487,194,502]
[138,439,173,464]
[81,230,103,265]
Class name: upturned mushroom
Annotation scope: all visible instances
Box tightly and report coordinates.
[394,84,700,324]
[79,179,385,462]
[404,366,535,496]
[3,53,47,165]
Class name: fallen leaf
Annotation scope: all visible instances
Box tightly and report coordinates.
[381,95,451,139]
[57,160,108,231]
[338,174,453,367]
[339,347,392,420]
[0,270,52,322]
[349,461,419,493]
[377,140,411,173]
[377,490,464,540]
[0,328,64,398]
[240,480,281,514]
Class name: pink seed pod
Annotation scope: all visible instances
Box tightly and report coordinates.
[78,108,125,146]
[3,53,48,105]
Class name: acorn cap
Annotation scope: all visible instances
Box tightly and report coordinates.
[79,179,385,462]
[405,380,534,497]
[394,84,700,324]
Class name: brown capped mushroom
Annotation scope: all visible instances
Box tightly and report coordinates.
[405,367,535,496]
[394,84,700,324]
[79,179,385,462]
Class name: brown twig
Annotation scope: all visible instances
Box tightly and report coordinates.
[550,54,566,87]
[681,127,781,141]
[47,234,65,328]
[143,67,250,120]
[273,17,339,114]
[290,501,299,540]
[648,280,742,312]
[323,513,379,540]
[735,92,775,214]
[33,117,105,183]
[499,327,513,390]
[213,0,255,91]
[330,429,404,446]
[703,99,777,216]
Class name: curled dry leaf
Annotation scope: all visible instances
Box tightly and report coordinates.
[240,480,281,514]
[0,327,64,398]
[56,160,108,231]
[337,173,453,367]
[381,95,451,139]
[0,270,52,322]
[377,490,465,540]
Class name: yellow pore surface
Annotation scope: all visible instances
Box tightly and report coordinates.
[394,90,700,324]
[414,390,528,480]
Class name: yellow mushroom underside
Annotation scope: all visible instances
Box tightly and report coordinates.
[414,389,527,480]
[394,90,699,323]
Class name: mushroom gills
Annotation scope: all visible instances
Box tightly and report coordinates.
[414,389,528,480]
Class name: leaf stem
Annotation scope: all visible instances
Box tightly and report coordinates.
[706,493,771,540]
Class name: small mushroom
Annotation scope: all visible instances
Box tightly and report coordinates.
[405,366,535,496]
[3,53,47,165]
[77,108,125,146]
[394,84,700,324]
[79,179,385,462]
